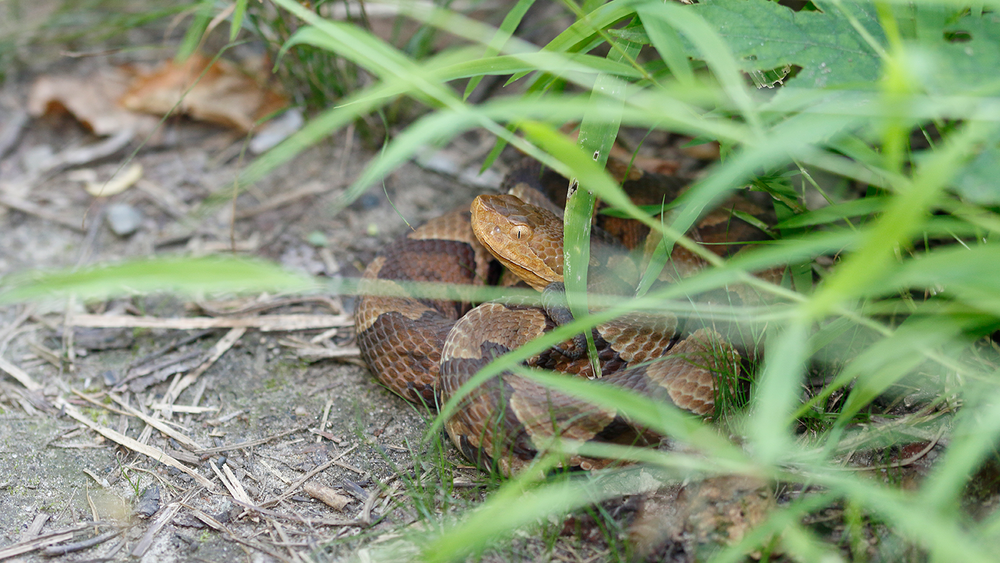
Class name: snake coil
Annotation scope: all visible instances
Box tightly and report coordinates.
[355,161,769,474]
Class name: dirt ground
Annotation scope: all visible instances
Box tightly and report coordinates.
[0,43,571,559]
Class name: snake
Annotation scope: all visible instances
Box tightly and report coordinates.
[354,160,771,475]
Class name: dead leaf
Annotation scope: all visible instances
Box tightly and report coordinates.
[28,67,159,137]
[120,53,288,132]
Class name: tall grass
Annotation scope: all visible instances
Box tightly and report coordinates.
[239,1,1000,560]
[7,0,1000,561]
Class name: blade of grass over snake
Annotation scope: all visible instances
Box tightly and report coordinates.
[428,231,835,440]
[517,121,705,260]
[564,30,641,377]
[514,367,746,461]
[427,257,774,439]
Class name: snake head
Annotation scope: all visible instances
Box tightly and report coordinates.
[471,194,564,291]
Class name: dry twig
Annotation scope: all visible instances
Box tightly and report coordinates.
[43,528,124,557]
[0,523,113,561]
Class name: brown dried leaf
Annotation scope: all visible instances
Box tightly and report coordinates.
[28,67,159,137]
[120,53,288,132]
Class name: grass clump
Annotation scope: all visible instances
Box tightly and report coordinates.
[245,1,1000,560]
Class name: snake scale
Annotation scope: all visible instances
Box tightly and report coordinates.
[355,160,771,474]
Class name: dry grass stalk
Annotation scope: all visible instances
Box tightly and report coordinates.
[57,398,216,490]
[73,390,207,451]
[0,356,42,391]
[162,327,245,410]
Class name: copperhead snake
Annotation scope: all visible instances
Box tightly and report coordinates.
[355,160,772,474]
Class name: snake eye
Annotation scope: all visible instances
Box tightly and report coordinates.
[512,225,532,240]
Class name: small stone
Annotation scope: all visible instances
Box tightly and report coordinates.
[105,202,143,236]
[134,485,160,518]
[101,370,118,386]
[249,108,304,154]
[22,145,55,173]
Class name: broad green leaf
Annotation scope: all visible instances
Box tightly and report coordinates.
[679,0,884,91]
[951,140,1000,205]
[906,10,1000,95]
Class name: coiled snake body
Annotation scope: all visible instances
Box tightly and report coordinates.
[355,162,769,474]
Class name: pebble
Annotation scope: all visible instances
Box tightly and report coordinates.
[105,202,143,236]
[134,485,160,519]
[249,108,304,154]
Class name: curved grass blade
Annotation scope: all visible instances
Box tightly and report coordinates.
[0,256,315,305]
[462,0,534,99]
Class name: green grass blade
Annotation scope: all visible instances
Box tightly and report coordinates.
[229,0,248,41]
[750,318,810,464]
[463,0,535,99]
[0,256,315,305]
